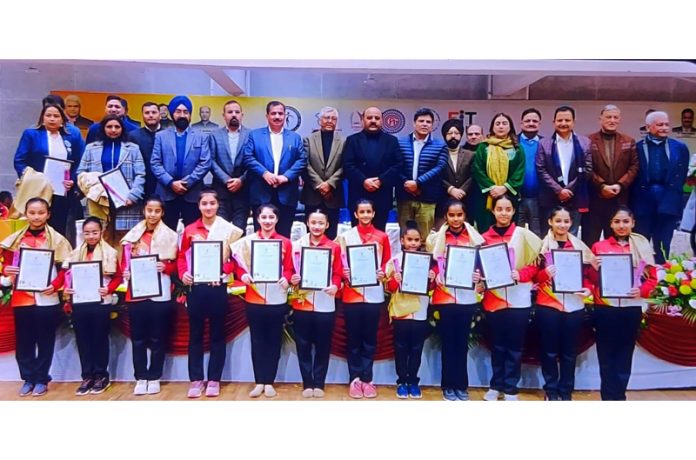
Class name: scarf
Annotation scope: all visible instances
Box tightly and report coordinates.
[508,226,543,270]
[65,240,118,273]
[207,216,243,262]
[10,167,53,219]
[425,222,485,256]
[484,136,514,210]
[77,171,110,224]
[0,224,72,263]
[540,230,595,264]
[628,233,656,267]
[121,220,178,260]
[385,258,423,320]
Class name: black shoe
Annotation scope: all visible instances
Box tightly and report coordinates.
[560,393,573,401]
[75,378,94,396]
[544,392,560,401]
[90,377,111,395]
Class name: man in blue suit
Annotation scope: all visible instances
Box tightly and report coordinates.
[151,95,212,231]
[243,100,307,237]
[631,111,690,263]
[209,100,251,230]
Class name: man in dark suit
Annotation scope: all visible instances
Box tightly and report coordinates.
[151,95,212,230]
[631,111,690,263]
[301,106,345,239]
[209,100,250,230]
[435,118,474,229]
[583,104,639,246]
[128,101,165,197]
[343,107,402,230]
[243,100,307,237]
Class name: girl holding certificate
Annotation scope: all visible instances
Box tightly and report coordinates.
[232,204,293,399]
[588,206,656,401]
[0,197,72,397]
[63,217,122,396]
[178,189,244,398]
[336,199,391,399]
[535,206,596,401]
[121,196,178,396]
[385,221,435,399]
[289,208,343,398]
[426,199,485,401]
[480,194,542,401]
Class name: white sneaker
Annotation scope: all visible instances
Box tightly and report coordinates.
[312,388,325,398]
[483,389,501,401]
[302,388,313,398]
[264,384,277,398]
[146,380,161,395]
[504,393,519,401]
[249,384,264,398]
[134,380,148,396]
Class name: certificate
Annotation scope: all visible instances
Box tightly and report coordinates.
[251,240,282,283]
[98,168,130,209]
[191,241,223,284]
[129,255,162,299]
[479,243,515,289]
[551,249,584,293]
[16,248,54,292]
[401,251,432,296]
[444,245,477,290]
[43,157,72,196]
[599,253,634,298]
[346,244,379,287]
[300,247,331,290]
[70,261,103,304]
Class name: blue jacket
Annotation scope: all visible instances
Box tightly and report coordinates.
[242,127,307,207]
[630,137,690,217]
[14,126,85,181]
[396,133,448,203]
[150,128,212,203]
[86,118,140,144]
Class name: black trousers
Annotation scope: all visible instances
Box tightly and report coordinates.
[163,196,200,232]
[634,213,678,264]
[246,303,288,384]
[219,194,250,231]
[13,304,62,385]
[252,191,297,238]
[292,310,335,389]
[534,306,585,399]
[486,308,530,395]
[343,302,382,382]
[436,303,478,390]
[187,285,228,382]
[129,299,172,381]
[582,199,619,247]
[592,306,642,401]
[393,319,432,385]
[72,302,112,380]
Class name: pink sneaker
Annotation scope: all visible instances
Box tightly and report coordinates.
[349,378,363,399]
[187,380,205,398]
[205,381,220,397]
[362,381,377,398]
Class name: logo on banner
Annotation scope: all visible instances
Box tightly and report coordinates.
[382,109,406,134]
[285,106,302,131]
[422,107,441,131]
[351,111,363,131]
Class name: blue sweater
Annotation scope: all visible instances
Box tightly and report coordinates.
[396,133,448,203]
[519,133,540,197]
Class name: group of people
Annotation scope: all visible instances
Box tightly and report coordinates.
[0,91,689,401]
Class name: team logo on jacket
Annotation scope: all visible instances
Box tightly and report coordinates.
[285,106,302,131]
[382,109,405,134]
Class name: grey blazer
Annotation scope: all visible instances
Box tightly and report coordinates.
[209,125,250,199]
[301,130,345,208]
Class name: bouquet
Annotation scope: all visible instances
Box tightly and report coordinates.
[0,254,12,306]
[648,256,696,323]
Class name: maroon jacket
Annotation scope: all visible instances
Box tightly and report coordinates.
[587,131,638,205]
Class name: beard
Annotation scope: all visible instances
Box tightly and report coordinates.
[446,138,461,149]
[228,117,240,129]
[174,117,190,130]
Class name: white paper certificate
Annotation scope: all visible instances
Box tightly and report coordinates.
[191,241,223,284]
[445,245,477,290]
[98,168,130,208]
[43,157,72,196]
[16,248,54,292]
[599,254,634,298]
[347,244,379,287]
[71,261,103,304]
[130,255,162,299]
[551,249,583,293]
[300,246,331,290]
[401,251,432,296]
[479,243,515,290]
[251,240,282,283]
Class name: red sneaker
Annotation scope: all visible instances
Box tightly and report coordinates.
[362,381,377,398]
[349,378,363,399]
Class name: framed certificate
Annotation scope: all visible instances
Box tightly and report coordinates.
[251,240,282,283]
[479,243,515,290]
[551,249,583,293]
[299,246,331,290]
[98,168,130,209]
[16,248,54,292]
[43,157,72,196]
[444,245,477,290]
[191,240,223,284]
[346,244,379,287]
[129,255,162,300]
[70,260,103,304]
[599,253,634,298]
[401,251,432,296]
